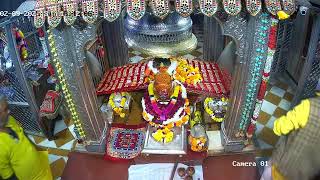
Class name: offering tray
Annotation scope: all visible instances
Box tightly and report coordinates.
[142,124,187,155]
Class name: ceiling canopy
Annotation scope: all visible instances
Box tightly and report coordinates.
[34,0,296,28]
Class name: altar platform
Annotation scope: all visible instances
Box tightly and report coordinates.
[61,151,259,180]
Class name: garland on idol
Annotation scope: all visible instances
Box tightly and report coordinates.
[108,92,128,118]
[142,81,191,143]
[204,97,228,122]
[142,58,202,143]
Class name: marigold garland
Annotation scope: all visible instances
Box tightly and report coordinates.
[189,135,207,152]
[108,92,128,118]
[142,57,202,143]
[173,58,203,85]
[142,82,190,143]
[144,58,203,86]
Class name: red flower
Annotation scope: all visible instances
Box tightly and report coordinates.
[246,123,255,135]
[268,26,278,50]
[257,80,267,100]
[263,72,270,77]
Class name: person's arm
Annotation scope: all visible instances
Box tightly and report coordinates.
[10,116,40,149]
[0,145,15,180]
[273,99,310,136]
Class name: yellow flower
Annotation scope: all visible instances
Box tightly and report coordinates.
[277,10,290,20]
[120,113,125,118]
[152,130,164,142]
[163,127,171,134]
[164,131,174,143]
[166,123,174,129]
[148,83,155,96]
[108,92,127,117]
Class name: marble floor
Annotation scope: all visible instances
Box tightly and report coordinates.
[27,117,76,179]
[255,73,296,150]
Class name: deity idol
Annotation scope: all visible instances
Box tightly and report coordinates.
[142,58,191,143]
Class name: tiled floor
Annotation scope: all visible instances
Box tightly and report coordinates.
[28,118,76,179]
[255,73,296,150]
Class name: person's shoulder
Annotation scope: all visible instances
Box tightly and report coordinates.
[7,116,21,127]
[304,96,320,107]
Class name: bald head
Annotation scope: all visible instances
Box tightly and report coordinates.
[0,95,9,127]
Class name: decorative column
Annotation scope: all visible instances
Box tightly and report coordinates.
[48,24,105,151]
[102,12,129,67]
[219,14,250,151]
[220,13,272,152]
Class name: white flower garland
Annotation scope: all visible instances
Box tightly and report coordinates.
[147,60,159,74]
[167,60,178,75]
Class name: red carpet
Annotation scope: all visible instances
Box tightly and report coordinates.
[104,123,146,161]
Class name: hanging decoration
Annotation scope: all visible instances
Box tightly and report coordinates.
[281,0,295,15]
[204,97,228,122]
[34,0,296,28]
[127,0,146,20]
[223,0,242,16]
[82,0,99,24]
[150,0,170,19]
[198,0,217,17]
[34,0,46,28]
[175,0,193,17]
[95,37,105,60]
[47,0,62,28]
[63,0,77,25]
[47,30,86,139]
[238,13,270,137]
[245,0,262,16]
[37,28,50,62]
[265,0,282,16]
[14,27,28,61]
[246,18,279,138]
[103,0,122,22]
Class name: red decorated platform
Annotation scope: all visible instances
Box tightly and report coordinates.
[96,60,231,97]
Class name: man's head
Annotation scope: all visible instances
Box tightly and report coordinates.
[0,95,9,128]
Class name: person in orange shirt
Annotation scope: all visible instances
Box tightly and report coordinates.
[0,95,52,180]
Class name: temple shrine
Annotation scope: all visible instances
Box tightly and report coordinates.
[1,0,320,179]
